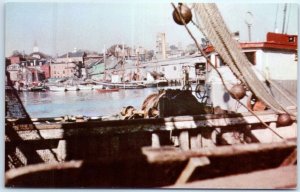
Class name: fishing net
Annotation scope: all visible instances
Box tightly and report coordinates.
[193,3,288,114]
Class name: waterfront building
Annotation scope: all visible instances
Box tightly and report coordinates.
[8,52,26,65]
[6,63,22,82]
[6,63,45,84]
[139,54,205,83]
[24,42,50,67]
[50,62,77,79]
[26,52,49,67]
[6,45,49,84]
[41,64,51,79]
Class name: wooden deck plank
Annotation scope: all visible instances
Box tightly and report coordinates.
[167,165,297,189]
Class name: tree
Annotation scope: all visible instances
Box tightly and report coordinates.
[107,44,125,57]
[169,45,178,50]
[12,50,22,56]
[146,50,154,61]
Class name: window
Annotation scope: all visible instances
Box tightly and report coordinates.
[289,36,295,43]
[162,67,165,72]
[245,51,256,65]
[216,55,226,67]
[174,66,177,71]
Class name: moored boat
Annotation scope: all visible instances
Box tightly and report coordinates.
[95,87,119,93]
[92,84,103,90]
[99,82,146,89]
[48,86,66,92]
[30,86,47,92]
[78,84,93,91]
[65,85,79,91]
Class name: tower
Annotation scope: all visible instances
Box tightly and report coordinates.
[155,33,167,60]
[33,41,39,53]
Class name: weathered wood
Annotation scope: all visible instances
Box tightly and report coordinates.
[280,149,297,166]
[12,109,296,131]
[7,110,297,142]
[175,157,210,185]
[251,122,297,143]
[5,160,83,185]
[179,131,189,150]
[151,133,160,147]
[142,140,296,163]
[167,165,297,189]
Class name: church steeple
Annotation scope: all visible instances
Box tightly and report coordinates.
[33,40,39,52]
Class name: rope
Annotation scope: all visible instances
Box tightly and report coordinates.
[171,3,285,140]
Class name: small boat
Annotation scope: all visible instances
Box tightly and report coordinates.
[95,87,119,93]
[48,86,66,92]
[92,85,103,90]
[78,85,93,91]
[65,85,79,91]
[30,86,47,92]
[99,82,145,89]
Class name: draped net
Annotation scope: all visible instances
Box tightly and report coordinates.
[193,3,288,114]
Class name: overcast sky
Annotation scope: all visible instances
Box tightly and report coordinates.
[4,0,298,57]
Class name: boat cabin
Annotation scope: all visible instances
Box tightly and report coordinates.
[203,32,298,113]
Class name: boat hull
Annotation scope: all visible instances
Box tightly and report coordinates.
[48,86,66,92]
[99,82,146,89]
[95,88,119,93]
[65,86,79,91]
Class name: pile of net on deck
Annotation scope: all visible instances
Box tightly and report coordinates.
[192,3,295,115]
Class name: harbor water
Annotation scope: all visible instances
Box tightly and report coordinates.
[18,86,183,118]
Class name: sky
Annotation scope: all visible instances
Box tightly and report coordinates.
[4,0,299,57]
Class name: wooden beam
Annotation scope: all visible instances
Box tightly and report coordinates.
[280,149,297,166]
[12,109,290,131]
[142,140,296,164]
[5,160,83,185]
[175,157,210,185]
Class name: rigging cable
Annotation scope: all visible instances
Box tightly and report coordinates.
[171,3,290,140]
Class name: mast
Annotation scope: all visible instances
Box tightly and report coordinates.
[122,42,125,81]
[282,3,287,33]
[274,4,279,32]
[103,45,106,81]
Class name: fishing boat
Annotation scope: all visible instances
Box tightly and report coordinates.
[4,3,297,189]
